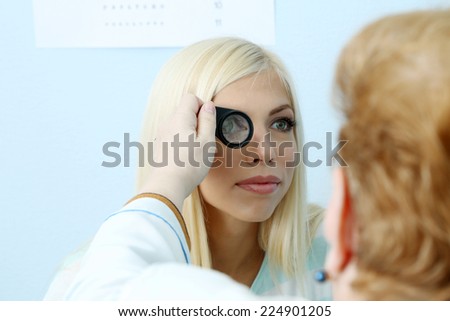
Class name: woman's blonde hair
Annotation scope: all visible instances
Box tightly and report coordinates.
[136,37,319,291]
[334,9,450,299]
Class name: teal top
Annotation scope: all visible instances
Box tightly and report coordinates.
[251,233,331,300]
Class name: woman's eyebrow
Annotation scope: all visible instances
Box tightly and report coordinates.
[269,105,293,116]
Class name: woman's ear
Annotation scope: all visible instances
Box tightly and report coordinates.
[324,167,355,277]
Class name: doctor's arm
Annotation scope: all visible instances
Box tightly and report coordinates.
[65,194,254,300]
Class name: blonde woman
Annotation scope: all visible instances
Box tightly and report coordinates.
[321,9,450,300]
[45,37,329,300]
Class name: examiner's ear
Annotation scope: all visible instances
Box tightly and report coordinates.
[324,167,354,277]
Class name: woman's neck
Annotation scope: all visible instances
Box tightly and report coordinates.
[205,207,265,287]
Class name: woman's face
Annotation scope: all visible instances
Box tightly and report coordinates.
[199,70,297,223]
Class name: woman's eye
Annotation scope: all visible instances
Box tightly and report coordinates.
[223,117,247,134]
[222,118,234,134]
[271,118,296,132]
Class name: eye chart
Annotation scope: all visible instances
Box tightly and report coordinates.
[33,0,275,48]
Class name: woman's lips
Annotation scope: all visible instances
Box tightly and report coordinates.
[236,175,281,195]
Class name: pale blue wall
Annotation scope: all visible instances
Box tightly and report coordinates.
[1,0,447,300]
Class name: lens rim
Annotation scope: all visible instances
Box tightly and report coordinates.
[215,106,253,149]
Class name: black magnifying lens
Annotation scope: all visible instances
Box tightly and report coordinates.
[215,106,253,148]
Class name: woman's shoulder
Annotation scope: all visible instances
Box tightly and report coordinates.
[307,203,324,237]
[306,203,328,269]
[251,255,300,297]
[306,203,331,300]
[251,203,331,299]
[307,204,327,263]
[251,251,331,300]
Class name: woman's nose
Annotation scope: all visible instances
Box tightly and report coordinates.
[241,127,276,165]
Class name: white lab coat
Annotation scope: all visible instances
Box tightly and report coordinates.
[62,196,257,300]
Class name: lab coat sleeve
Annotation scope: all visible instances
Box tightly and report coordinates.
[64,196,255,300]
